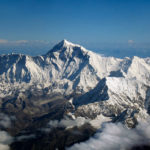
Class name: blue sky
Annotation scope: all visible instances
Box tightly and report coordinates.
[0,0,150,57]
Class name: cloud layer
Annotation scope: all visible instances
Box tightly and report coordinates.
[0,113,15,150]
[0,39,49,45]
[128,40,134,44]
[68,119,150,150]
[0,131,13,150]
[16,134,35,141]
[0,113,15,128]
[0,38,54,56]
[42,116,90,132]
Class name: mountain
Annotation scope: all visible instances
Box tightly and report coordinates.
[0,40,150,150]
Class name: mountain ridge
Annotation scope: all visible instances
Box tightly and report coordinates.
[0,40,150,127]
[0,40,150,150]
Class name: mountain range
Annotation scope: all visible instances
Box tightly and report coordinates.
[0,40,150,150]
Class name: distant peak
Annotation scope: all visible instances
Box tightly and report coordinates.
[46,39,89,55]
[59,39,75,47]
[62,39,69,43]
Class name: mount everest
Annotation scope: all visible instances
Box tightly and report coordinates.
[0,40,150,150]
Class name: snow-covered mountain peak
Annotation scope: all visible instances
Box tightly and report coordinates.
[46,40,89,56]
[61,39,75,47]
[59,39,86,48]
[53,39,75,48]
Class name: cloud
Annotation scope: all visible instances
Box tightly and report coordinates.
[16,134,35,141]
[68,118,150,150]
[48,117,88,128]
[0,113,16,128]
[0,113,16,150]
[0,39,51,46]
[128,40,134,44]
[42,116,90,132]
[13,40,28,44]
[0,131,13,150]
[0,38,53,55]
[0,114,11,128]
[0,113,35,149]
[0,39,8,44]
[0,39,28,45]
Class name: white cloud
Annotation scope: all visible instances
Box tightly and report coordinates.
[0,114,11,128]
[0,39,28,45]
[0,113,16,150]
[0,144,10,150]
[42,116,90,132]
[0,38,53,44]
[0,39,52,46]
[68,118,150,150]
[0,39,8,44]
[0,38,53,55]
[16,134,35,141]
[128,40,134,44]
[13,40,28,44]
[0,113,16,128]
[0,131,13,150]
[51,117,87,128]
